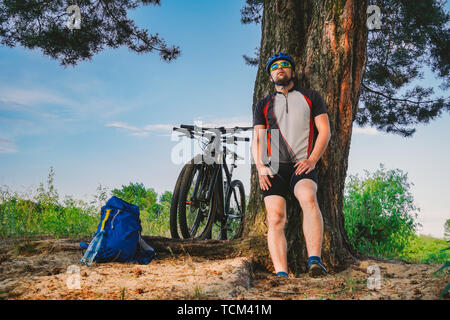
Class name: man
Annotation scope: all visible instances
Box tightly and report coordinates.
[252,52,331,278]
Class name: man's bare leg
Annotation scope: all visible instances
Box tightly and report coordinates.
[264,195,288,274]
[293,179,323,258]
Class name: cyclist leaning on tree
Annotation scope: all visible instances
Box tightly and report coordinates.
[252,52,331,278]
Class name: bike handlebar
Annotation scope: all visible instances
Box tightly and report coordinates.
[175,124,252,134]
[222,136,250,143]
[173,125,251,151]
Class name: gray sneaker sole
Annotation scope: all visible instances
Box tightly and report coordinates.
[308,263,327,278]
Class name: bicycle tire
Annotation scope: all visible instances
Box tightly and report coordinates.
[169,165,187,239]
[221,179,246,240]
[178,162,217,239]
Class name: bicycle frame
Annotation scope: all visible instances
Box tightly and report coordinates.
[186,135,240,222]
[172,124,250,239]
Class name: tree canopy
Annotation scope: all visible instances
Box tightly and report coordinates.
[0,0,181,66]
[241,0,449,137]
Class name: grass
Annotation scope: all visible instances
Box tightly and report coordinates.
[398,235,450,264]
[0,170,172,239]
[192,285,208,299]
[0,197,98,238]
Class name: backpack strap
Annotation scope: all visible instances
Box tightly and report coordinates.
[100,209,111,231]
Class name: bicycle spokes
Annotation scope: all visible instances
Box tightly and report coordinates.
[179,163,217,239]
[221,180,246,240]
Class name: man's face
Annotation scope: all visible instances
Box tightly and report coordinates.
[269,60,294,84]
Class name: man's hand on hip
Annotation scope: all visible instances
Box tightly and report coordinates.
[293,158,317,175]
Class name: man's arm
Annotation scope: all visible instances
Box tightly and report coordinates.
[252,124,267,168]
[308,113,331,163]
[252,124,274,190]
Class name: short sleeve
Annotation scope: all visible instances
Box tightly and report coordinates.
[253,99,267,127]
[311,90,328,118]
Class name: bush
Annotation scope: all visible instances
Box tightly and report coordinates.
[399,235,450,264]
[0,169,98,238]
[0,169,173,238]
[343,164,420,258]
[111,182,172,237]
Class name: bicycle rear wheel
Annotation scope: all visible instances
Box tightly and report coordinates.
[178,162,217,239]
[220,180,246,240]
[169,165,187,239]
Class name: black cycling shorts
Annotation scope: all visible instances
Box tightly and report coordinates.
[260,162,318,200]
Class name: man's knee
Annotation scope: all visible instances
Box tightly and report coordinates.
[294,183,318,209]
[264,195,287,229]
[267,209,286,228]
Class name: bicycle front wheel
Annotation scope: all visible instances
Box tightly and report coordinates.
[221,180,246,240]
[178,162,217,239]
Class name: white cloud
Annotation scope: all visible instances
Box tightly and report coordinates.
[0,87,76,110]
[105,115,254,139]
[193,115,252,129]
[352,126,381,135]
[105,122,140,131]
[0,85,131,121]
[105,122,173,137]
[0,138,18,154]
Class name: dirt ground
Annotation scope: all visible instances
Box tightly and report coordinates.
[0,237,448,300]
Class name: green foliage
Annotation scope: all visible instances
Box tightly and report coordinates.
[356,0,449,137]
[35,166,59,208]
[1,171,175,238]
[400,235,450,264]
[444,219,450,241]
[0,168,98,238]
[110,182,172,237]
[0,0,181,66]
[111,182,158,212]
[343,164,419,258]
[432,241,450,299]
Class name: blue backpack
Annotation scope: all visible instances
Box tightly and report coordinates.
[80,196,156,265]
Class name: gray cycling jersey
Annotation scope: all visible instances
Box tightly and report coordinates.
[253,85,328,163]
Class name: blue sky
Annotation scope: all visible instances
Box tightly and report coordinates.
[0,1,448,238]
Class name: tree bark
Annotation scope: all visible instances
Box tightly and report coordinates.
[142,235,267,260]
[244,0,369,275]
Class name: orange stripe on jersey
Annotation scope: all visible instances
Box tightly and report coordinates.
[302,94,314,156]
[264,100,271,157]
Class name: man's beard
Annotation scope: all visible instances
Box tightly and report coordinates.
[274,73,292,85]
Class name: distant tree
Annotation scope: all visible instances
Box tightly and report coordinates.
[35,166,59,207]
[445,219,450,241]
[0,0,181,66]
[159,191,172,205]
[111,182,157,213]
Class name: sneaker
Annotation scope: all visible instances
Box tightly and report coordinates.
[275,271,289,278]
[308,260,327,278]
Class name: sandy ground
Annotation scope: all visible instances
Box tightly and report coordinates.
[0,237,448,300]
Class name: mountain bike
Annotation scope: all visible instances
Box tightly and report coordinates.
[170,124,251,240]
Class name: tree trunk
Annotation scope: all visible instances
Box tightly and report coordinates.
[244,0,369,275]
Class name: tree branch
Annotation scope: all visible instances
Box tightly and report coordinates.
[361,82,447,105]
[98,0,165,54]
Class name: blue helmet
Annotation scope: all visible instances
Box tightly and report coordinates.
[266,52,295,74]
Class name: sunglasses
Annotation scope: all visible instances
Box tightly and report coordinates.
[270,60,292,72]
